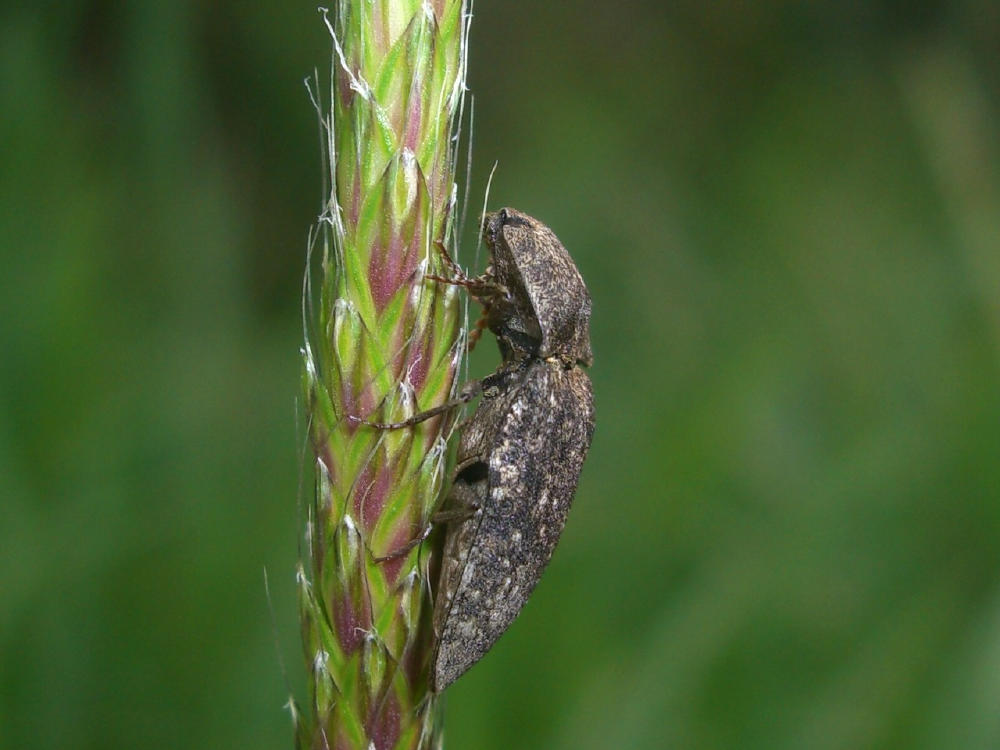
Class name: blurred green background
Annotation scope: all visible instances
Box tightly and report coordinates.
[3,2,1000,748]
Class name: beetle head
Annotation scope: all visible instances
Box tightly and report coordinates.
[483,208,593,367]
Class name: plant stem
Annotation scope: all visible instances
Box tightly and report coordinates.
[299,2,469,748]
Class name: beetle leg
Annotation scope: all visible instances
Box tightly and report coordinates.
[348,379,483,430]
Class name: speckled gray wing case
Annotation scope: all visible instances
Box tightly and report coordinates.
[432,359,594,691]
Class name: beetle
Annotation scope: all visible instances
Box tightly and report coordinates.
[427,208,595,691]
[352,209,594,690]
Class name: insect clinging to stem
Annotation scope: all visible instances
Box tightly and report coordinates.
[355,208,595,691]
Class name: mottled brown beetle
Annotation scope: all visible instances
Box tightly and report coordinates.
[429,208,594,691]
[354,208,594,691]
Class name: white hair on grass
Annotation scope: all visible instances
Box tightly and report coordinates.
[320,7,371,103]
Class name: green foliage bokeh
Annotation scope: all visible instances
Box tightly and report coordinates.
[2,2,999,749]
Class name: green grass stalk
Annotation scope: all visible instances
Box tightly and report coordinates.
[298,2,469,748]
